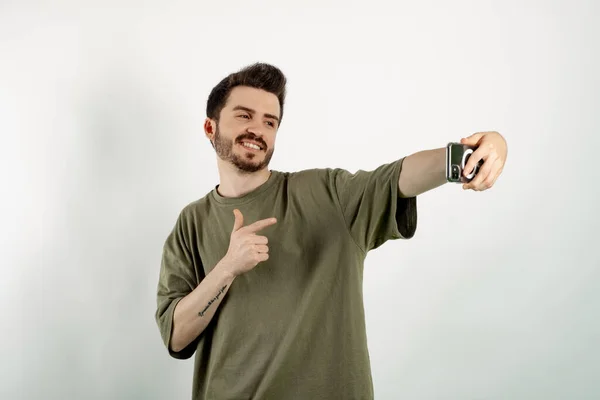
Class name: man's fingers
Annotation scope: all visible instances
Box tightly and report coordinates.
[251,235,269,245]
[465,157,493,190]
[462,146,487,177]
[256,253,269,262]
[460,132,484,146]
[254,245,269,253]
[243,217,278,234]
[464,157,500,191]
[485,159,504,188]
[232,209,244,232]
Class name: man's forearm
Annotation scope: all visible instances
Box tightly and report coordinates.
[398,147,447,197]
[170,258,236,353]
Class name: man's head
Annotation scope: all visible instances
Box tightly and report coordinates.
[204,63,287,173]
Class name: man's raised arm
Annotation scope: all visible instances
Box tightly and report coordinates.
[398,131,508,197]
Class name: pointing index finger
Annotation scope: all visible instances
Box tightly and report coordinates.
[242,217,277,234]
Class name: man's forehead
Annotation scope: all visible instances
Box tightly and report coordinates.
[225,86,280,114]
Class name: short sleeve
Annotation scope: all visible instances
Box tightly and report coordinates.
[331,157,417,253]
[155,210,203,360]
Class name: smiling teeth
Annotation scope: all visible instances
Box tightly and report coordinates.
[242,142,261,150]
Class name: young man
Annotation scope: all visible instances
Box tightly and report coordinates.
[155,62,507,399]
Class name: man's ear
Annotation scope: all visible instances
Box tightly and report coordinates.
[204,118,215,140]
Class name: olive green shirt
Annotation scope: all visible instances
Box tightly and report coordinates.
[155,158,417,399]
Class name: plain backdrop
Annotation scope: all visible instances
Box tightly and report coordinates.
[1,1,599,399]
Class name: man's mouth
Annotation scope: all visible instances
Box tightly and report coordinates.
[239,140,264,151]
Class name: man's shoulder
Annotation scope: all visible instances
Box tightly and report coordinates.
[280,165,363,195]
[280,165,345,185]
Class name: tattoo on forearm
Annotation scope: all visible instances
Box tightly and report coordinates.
[198,285,228,317]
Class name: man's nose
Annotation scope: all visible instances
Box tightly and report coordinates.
[246,124,263,138]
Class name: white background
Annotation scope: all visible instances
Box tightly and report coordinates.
[1,1,599,399]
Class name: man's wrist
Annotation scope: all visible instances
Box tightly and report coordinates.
[214,256,237,281]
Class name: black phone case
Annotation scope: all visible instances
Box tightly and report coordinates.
[446,142,483,183]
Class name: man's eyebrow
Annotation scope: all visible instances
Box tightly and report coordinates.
[232,105,280,123]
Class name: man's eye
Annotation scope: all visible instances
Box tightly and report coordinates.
[238,114,250,119]
[266,121,274,127]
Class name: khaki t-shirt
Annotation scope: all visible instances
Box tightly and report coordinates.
[155,158,417,400]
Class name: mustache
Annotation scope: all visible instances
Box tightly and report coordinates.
[235,133,267,149]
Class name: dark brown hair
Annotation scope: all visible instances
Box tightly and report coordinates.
[206,62,287,125]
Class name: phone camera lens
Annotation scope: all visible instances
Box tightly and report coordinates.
[451,165,459,179]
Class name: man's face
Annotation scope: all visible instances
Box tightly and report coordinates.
[208,86,280,173]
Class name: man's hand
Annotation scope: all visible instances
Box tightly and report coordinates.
[460,131,507,191]
[222,209,277,277]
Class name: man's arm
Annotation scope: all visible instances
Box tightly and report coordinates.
[169,209,276,353]
[398,131,508,197]
[398,147,446,198]
[170,258,236,353]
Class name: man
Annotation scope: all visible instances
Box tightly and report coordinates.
[155,62,507,399]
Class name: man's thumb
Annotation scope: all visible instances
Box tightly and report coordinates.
[232,209,244,232]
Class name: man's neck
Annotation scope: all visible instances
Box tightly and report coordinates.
[215,159,272,198]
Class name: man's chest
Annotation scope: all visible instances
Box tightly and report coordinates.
[191,195,348,279]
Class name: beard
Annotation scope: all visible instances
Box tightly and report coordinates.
[212,125,274,174]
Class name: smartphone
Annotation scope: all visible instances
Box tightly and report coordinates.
[445,142,483,183]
